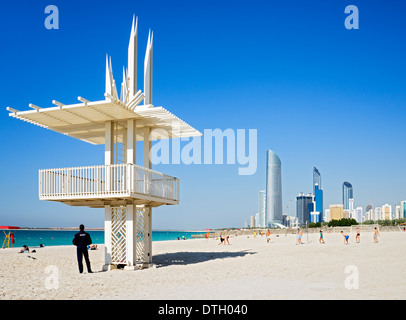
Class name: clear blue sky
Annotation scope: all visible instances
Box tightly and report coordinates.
[0,0,405,229]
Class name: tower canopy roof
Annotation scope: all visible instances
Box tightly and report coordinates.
[7,16,201,145]
[8,100,201,145]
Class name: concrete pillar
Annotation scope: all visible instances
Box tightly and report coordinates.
[125,204,136,268]
[127,119,137,165]
[105,121,114,165]
[143,127,152,169]
[103,205,112,271]
[147,206,153,264]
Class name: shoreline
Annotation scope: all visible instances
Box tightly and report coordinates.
[16,228,207,233]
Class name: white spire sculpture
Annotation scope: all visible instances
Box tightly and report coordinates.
[144,29,153,105]
[105,16,149,109]
[128,15,138,101]
[105,55,113,99]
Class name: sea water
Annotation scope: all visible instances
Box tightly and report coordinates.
[2,230,205,249]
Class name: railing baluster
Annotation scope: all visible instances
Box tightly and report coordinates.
[38,163,179,202]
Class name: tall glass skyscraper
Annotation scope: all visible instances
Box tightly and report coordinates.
[313,167,321,192]
[313,167,323,222]
[342,182,353,210]
[258,190,266,228]
[400,201,406,219]
[265,150,282,226]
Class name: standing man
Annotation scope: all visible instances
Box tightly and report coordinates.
[73,224,93,274]
[355,226,361,243]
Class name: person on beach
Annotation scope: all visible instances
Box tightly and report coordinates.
[73,224,93,274]
[218,235,225,245]
[18,245,30,253]
[297,228,303,245]
[266,229,271,243]
[356,227,360,243]
[319,230,325,244]
[341,231,350,245]
[373,227,380,243]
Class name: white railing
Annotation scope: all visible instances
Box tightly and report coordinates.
[39,164,179,202]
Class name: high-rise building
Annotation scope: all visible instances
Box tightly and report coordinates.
[313,167,321,192]
[250,215,256,228]
[374,207,382,221]
[395,205,401,220]
[400,201,406,219]
[381,204,392,220]
[355,207,363,223]
[296,193,314,225]
[329,204,344,221]
[258,190,266,228]
[313,167,323,222]
[314,184,323,222]
[342,182,353,210]
[265,150,282,226]
[324,209,330,222]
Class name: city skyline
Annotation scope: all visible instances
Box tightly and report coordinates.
[1,0,406,230]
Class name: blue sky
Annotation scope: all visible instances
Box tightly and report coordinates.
[0,0,405,229]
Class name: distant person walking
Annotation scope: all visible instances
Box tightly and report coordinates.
[73,224,93,274]
[297,228,303,245]
[319,230,325,244]
[355,227,361,243]
[266,229,271,243]
[373,227,380,243]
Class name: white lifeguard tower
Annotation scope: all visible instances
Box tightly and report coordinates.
[6,16,201,270]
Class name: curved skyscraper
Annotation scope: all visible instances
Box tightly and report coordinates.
[265,150,282,226]
[342,181,353,210]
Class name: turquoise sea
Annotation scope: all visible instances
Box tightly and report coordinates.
[1,230,205,249]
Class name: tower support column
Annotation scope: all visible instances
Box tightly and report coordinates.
[103,205,112,271]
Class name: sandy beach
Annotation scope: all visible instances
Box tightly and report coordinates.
[0,230,405,300]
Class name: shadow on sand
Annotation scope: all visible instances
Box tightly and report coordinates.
[153,250,256,267]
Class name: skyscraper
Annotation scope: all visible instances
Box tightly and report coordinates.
[258,190,266,228]
[313,167,323,222]
[329,204,344,221]
[313,167,321,192]
[265,150,283,226]
[296,193,314,225]
[400,201,406,219]
[381,204,392,220]
[342,181,353,210]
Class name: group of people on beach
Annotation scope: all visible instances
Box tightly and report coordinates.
[339,227,380,245]
[296,226,381,245]
[218,235,230,245]
[257,227,381,245]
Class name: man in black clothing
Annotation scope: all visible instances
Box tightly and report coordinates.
[73,224,93,274]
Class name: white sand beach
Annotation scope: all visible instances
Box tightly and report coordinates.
[0,231,405,300]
